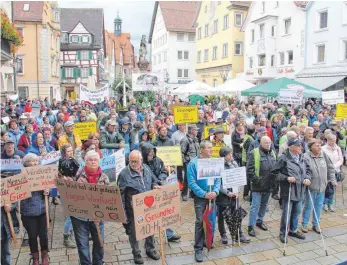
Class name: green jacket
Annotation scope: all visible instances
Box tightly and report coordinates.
[100,130,124,150]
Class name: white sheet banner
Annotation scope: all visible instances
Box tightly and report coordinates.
[40,151,61,165]
[322,90,345,105]
[278,86,304,105]
[1,159,23,171]
[79,84,109,104]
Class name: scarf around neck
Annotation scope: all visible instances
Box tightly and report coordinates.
[236,127,245,139]
[84,166,101,184]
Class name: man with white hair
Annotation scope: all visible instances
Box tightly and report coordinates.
[247,136,277,237]
[279,130,297,156]
[303,127,314,153]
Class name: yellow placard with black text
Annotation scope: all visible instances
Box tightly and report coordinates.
[156,146,183,166]
[173,106,198,124]
[336,104,347,118]
[74,121,97,140]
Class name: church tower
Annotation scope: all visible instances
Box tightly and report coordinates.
[114,12,122,36]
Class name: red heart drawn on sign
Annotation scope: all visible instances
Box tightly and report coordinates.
[144,196,154,208]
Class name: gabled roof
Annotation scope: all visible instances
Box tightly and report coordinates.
[60,8,104,49]
[149,1,198,43]
[13,1,44,22]
[107,31,134,66]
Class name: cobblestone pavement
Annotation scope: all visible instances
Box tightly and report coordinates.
[10,179,347,265]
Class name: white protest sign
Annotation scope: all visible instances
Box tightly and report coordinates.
[222,167,247,189]
[40,151,61,165]
[1,159,23,171]
[115,149,126,181]
[79,84,109,104]
[223,134,232,147]
[2,116,10,124]
[165,174,178,186]
[278,85,304,105]
[322,90,345,105]
[197,158,224,180]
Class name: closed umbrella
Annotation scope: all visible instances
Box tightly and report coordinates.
[203,200,216,251]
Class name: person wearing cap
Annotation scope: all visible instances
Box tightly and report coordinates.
[18,114,28,133]
[100,119,124,150]
[247,126,276,155]
[180,124,200,200]
[217,146,250,245]
[271,138,311,243]
[276,108,287,129]
[57,120,82,151]
[1,138,25,160]
[119,119,133,155]
[205,127,216,141]
[211,126,226,147]
[247,136,277,237]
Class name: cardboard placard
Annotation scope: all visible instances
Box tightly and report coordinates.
[222,167,247,189]
[0,174,31,206]
[1,159,23,171]
[197,158,224,180]
[223,134,232,147]
[40,151,61,165]
[173,106,198,124]
[22,165,58,192]
[336,104,347,118]
[132,184,181,241]
[55,179,126,223]
[74,121,97,140]
[156,146,183,166]
[204,125,228,138]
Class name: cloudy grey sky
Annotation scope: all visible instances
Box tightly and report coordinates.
[59,1,155,57]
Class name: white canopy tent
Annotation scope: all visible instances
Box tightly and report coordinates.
[215,77,255,94]
[172,80,213,95]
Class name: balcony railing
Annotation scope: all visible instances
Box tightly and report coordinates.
[1,39,12,61]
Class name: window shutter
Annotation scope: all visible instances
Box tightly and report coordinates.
[61,68,65,78]
[86,36,89,43]
[76,68,81,77]
[78,36,82,43]
[89,68,93,76]
[89,51,93,60]
[77,51,81,60]
[69,35,72,43]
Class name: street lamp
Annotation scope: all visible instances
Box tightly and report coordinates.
[219,65,230,83]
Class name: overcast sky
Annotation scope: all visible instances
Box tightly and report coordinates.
[59,1,155,57]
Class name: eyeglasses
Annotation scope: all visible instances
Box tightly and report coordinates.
[129,160,140,164]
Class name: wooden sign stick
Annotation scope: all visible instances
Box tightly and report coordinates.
[45,195,50,229]
[96,224,104,248]
[159,228,165,265]
[5,201,16,243]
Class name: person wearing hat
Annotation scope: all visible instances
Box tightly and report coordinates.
[119,119,133,155]
[271,138,311,243]
[205,127,216,141]
[276,108,287,129]
[1,138,25,160]
[180,124,200,200]
[18,114,28,133]
[57,120,82,151]
[217,146,250,245]
[100,119,124,151]
[211,126,227,147]
[329,120,344,144]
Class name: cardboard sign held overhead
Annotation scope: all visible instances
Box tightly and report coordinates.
[74,121,97,140]
[55,179,126,223]
[156,146,183,166]
[22,165,58,192]
[173,106,198,124]
[0,174,31,206]
[132,184,181,241]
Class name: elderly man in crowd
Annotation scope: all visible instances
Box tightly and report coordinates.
[100,120,124,150]
[117,150,161,264]
[57,120,82,151]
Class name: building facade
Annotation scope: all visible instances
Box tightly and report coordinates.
[194,1,250,87]
[296,1,347,92]
[60,8,105,99]
[13,1,61,100]
[149,1,198,88]
[241,1,306,85]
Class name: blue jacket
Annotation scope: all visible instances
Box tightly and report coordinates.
[8,129,23,148]
[46,113,57,125]
[20,191,46,217]
[187,156,221,199]
[25,133,55,155]
[308,114,317,126]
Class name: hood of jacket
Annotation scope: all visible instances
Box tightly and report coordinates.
[138,129,148,142]
[141,142,157,164]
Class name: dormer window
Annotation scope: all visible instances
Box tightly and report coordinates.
[23,4,30,11]
[71,35,79,43]
[82,35,90,43]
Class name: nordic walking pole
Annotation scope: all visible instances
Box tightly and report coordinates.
[283,183,291,256]
[308,189,328,256]
[237,197,241,247]
[159,228,166,265]
[45,195,50,229]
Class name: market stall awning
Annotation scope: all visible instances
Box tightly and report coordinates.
[241,77,322,98]
[215,77,255,94]
[295,76,345,91]
[173,80,213,95]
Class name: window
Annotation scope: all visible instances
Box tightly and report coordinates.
[184,69,189,78]
[177,69,183,78]
[158,54,161,63]
[276,1,279,7]
[317,44,325,63]
[223,15,229,29]
[71,35,78,43]
[213,79,218,87]
[222,43,228,57]
[271,25,275,37]
[197,51,201,63]
[251,29,255,43]
[204,49,209,61]
[177,33,184,41]
[235,13,243,27]
[188,33,195,42]
[234,42,242,55]
[319,11,328,29]
[284,18,291,34]
[16,56,24,74]
[65,68,73,78]
[18,87,28,99]
[259,24,265,39]
[249,57,253,68]
[271,55,275,66]
[54,11,59,23]
[258,54,266,66]
[287,50,293,64]
[205,24,209,37]
[177,69,188,78]
[198,28,202,39]
[213,20,218,33]
[279,52,284,65]
[61,33,68,43]
[81,68,88,78]
[23,3,30,11]
[81,51,89,60]
[184,51,189,60]
[164,51,167,62]
[261,2,265,12]
[153,55,156,65]
[343,2,347,25]
[82,35,89,43]
[213,46,217,60]
[178,51,183,60]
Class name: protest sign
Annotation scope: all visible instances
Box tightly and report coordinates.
[2,116,10,124]
[223,134,232,147]
[278,85,304,105]
[222,167,247,189]
[336,104,347,118]
[165,174,178,186]
[322,90,345,105]
[132,184,181,241]
[22,165,58,192]
[1,159,23,171]
[204,125,228,138]
[212,146,221,158]
[100,149,116,157]
[156,146,183,166]
[55,179,126,222]
[31,107,41,117]
[1,174,31,206]
[40,151,61,165]
[79,84,109,104]
[74,121,97,140]
[173,106,198,124]
[197,158,224,180]
[115,149,126,182]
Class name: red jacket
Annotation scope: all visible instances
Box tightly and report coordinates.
[18,134,31,152]
[24,104,32,113]
[63,112,70,121]
[266,127,273,141]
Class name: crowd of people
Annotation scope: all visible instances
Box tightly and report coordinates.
[1,94,346,264]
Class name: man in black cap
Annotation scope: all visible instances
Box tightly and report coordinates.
[271,138,311,243]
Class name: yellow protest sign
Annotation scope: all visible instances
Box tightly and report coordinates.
[74,121,97,140]
[204,125,228,138]
[336,104,347,118]
[156,146,183,166]
[173,106,198,124]
[212,146,221,158]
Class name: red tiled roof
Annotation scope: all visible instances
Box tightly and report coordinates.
[13,1,43,22]
[107,32,134,66]
[159,1,198,32]
[294,1,309,8]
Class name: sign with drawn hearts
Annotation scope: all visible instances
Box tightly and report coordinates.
[132,184,181,240]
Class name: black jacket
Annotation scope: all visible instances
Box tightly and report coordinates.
[270,150,310,201]
[180,134,200,164]
[141,143,168,183]
[247,147,277,192]
[231,130,243,160]
[153,135,174,147]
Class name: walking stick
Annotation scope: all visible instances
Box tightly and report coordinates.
[45,195,50,229]
[334,185,337,208]
[5,201,16,243]
[236,197,241,247]
[307,189,328,256]
[95,223,104,248]
[283,183,291,256]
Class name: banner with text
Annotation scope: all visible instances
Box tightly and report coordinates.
[55,179,126,222]
[278,85,304,105]
[173,106,198,124]
[156,146,183,166]
[74,121,97,140]
[40,151,61,165]
[197,158,224,180]
[132,184,181,240]
[322,90,345,105]
[221,167,247,189]
[79,84,109,104]
[22,165,58,192]
[1,159,23,172]
[1,174,31,206]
